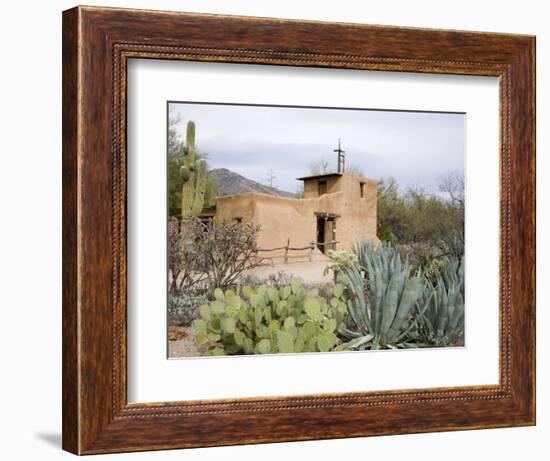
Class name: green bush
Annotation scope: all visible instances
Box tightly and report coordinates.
[376,176,464,256]
[193,277,347,355]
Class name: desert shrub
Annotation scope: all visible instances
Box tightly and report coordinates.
[168,218,208,293]
[237,271,293,290]
[241,271,335,294]
[264,270,293,288]
[235,273,263,288]
[324,249,359,276]
[168,291,209,327]
[376,176,464,266]
[393,242,441,273]
[168,217,264,294]
[193,277,347,356]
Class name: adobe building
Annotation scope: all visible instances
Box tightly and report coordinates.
[213,147,379,263]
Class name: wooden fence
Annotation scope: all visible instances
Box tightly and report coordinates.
[255,239,339,265]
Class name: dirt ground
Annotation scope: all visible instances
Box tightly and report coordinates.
[244,258,332,285]
[168,326,206,358]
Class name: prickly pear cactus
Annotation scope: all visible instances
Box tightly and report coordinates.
[180,121,207,217]
[193,278,348,356]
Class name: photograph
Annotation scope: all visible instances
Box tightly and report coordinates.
[0,0,540,457]
[167,102,466,358]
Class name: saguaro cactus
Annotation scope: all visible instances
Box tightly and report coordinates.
[180,121,207,217]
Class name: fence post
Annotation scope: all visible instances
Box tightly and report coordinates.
[284,238,289,264]
[309,243,314,262]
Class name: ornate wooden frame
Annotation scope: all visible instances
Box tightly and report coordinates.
[62,5,536,455]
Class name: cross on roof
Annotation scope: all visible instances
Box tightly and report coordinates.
[334,138,346,173]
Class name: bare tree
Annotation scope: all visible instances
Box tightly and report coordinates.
[168,218,264,294]
[439,171,464,208]
[309,158,331,175]
[437,171,465,259]
[197,220,264,290]
[345,163,365,176]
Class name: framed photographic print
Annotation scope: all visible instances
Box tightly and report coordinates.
[62,6,535,455]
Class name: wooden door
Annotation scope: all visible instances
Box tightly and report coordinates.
[324,219,336,252]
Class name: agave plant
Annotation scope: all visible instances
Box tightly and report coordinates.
[414,257,465,347]
[338,242,430,350]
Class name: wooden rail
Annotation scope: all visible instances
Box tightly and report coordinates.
[255,239,339,264]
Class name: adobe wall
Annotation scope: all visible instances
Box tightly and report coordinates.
[335,175,379,251]
[299,174,379,250]
[215,192,343,261]
[303,175,341,198]
[214,174,379,263]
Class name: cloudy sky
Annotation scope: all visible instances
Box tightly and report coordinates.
[169,102,464,194]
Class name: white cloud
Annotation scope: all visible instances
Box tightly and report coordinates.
[170,102,464,192]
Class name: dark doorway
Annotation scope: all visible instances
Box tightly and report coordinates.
[316,217,325,253]
[316,216,337,254]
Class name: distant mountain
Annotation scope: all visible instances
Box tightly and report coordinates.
[209,168,296,198]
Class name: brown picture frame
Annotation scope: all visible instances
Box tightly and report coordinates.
[62,5,536,455]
